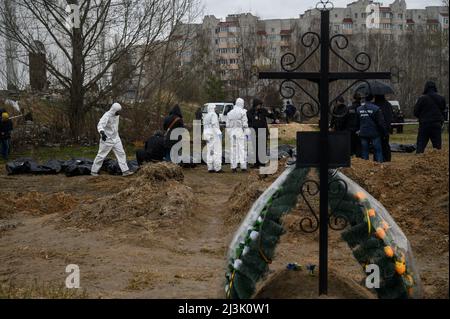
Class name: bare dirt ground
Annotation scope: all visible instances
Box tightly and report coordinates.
[0,147,448,299]
[0,164,248,298]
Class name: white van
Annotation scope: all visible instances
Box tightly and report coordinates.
[202,102,234,125]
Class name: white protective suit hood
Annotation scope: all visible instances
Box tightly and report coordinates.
[235,98,245,109]
[109,103,122,115]
[207,103,216,113]
[97,102,123,143]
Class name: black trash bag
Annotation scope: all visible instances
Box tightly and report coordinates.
[278,144,295,159]
[40,159,64,174]
[101,158,116,172]
[128,160,140,172]
[390,143,416,153]
[61,158,94,172]
[104,159,140,175]
[64,158,93,177]
[65,164,92,177]
[5,158,37,175]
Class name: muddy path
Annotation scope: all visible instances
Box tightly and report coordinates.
[0,167,248,298]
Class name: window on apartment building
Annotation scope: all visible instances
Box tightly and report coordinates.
[215,28,220,33]
[361,12,367,19]
[215,39,219,45]
[444,18,449,25]
[398,13,403,19]
[362,24,366,29]
[382,23,391,29]
[334,25,340,32]
[355,13,358,19]
[271,28,275,33]
[398,24,403,30]
[343,23,353,30]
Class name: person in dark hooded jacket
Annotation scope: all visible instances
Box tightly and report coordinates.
[330,96,348,132]
[136,131,166,165]
[414,81,446,154]
[374,95,393,162]
[247,98,275,167]
[163,104,184,161]
[346,93,362,157]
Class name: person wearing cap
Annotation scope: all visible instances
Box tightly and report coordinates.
[91,103,133,176]
[0,112,13,160]
[247,98,275,168]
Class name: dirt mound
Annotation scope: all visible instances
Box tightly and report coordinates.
[270,123,317,142]
[342,150,449,254]
[254,268,375,299]
[137,162,184,183]
[225,163,287,227]
[342,150,449,298]
[61,162,195,229]
[0,191,80,218]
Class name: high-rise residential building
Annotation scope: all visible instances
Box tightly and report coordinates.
[174,0,448,81]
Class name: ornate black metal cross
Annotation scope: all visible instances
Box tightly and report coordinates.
[258,1,392,295]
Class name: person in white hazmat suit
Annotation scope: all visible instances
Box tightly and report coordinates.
[226,98,249,173]
[203,103,223,173]
[91,103,134,177]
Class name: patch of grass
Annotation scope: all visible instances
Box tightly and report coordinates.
[0,144,137,165]
[0,280,88,299]
[390,123,449,146]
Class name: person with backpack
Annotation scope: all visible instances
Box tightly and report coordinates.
[356,94,388,163]
[163,104,184,162]
[414,81,446,154]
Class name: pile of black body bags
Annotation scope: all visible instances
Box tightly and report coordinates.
[5,158,139,177]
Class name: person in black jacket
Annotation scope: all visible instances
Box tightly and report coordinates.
[162,104,184,161]
[285,101,296,124]
[0,112,13,160]
[136,131,166,165]
[330,97,348,132]
[347,93,362,157]
[414,81,446,154]
[374,95,393,162]
[247,98,275,168]
[356,95,388,163]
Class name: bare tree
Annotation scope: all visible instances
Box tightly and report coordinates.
[0,0,199,137]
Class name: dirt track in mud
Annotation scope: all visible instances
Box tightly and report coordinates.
[0,148,448,299]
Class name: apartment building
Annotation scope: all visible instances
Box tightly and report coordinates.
[176,0,448,69]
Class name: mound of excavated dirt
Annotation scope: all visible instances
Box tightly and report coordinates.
[254,268,375,299]
[0,191,81,218]
[342,150,449,299]
[61,162,195,229]
[225,162,288,227]
[342,150,449,254]
[270,123,317,142]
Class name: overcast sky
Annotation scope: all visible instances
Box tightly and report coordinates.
[200,0,445,20]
